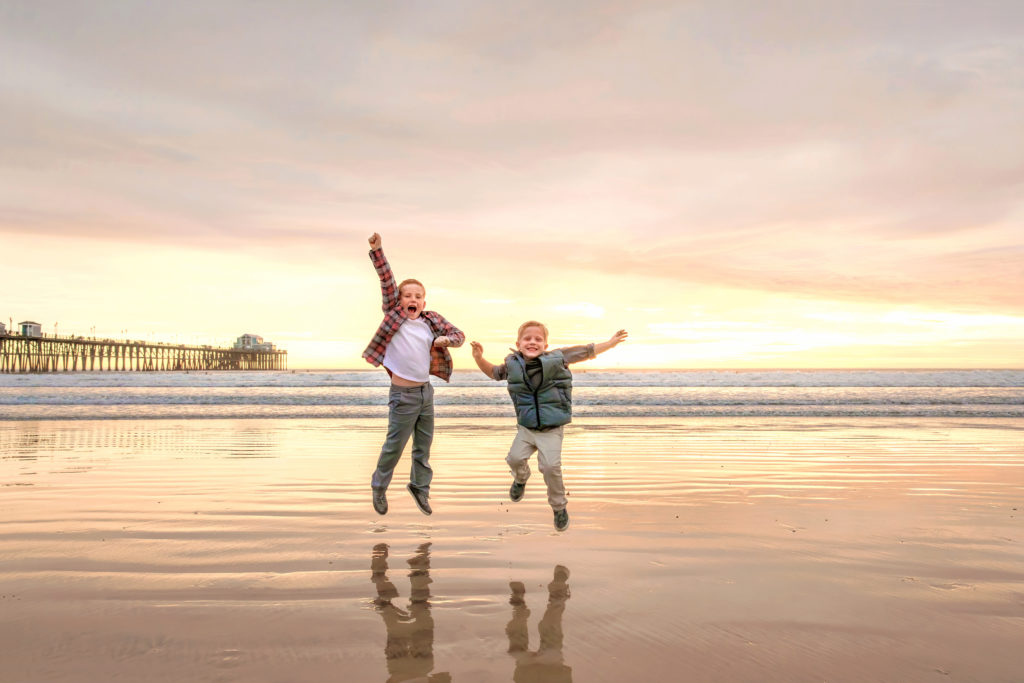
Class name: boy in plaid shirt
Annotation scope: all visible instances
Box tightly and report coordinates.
[363,232,465,516]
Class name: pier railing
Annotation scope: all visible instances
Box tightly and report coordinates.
[0,334,288,373]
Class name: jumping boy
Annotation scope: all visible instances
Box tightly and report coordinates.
[470,322,627,531]
[363,232,465,516]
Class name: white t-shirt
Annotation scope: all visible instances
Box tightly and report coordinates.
[383,317,433,383]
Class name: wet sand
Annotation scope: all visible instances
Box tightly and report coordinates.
[1,417,1023,682]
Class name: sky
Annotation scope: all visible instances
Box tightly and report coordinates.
[2,1,1023,369]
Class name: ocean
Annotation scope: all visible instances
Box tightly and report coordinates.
[2,368,1022,420]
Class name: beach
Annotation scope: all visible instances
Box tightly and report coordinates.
[2,414,1022,682]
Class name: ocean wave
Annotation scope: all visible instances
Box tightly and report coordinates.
[2,369,1022,421]
[2,386,1021,407]
[2,368,1023,389]
[2,403,1023,421]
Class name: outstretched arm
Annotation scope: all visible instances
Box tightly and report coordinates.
[593,329,628,356]
[367,233,398,312]
[470,341,497,378]
[562,329,629,365]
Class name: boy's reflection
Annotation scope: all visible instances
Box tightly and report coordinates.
[506,565,573,683]
[371,542,452,683]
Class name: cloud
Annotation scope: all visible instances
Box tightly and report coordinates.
[2,1,1022,317]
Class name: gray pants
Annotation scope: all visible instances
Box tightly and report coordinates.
[372,383,434,492]
[507,425,566,511]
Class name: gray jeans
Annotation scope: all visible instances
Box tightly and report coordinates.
[372,382,434,492]
[507,425,566,510]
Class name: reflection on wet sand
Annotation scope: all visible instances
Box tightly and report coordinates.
[507,566,572,683]
[371,542,452,683]
[370,545,572,683]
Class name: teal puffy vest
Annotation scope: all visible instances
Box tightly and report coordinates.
[504,350,573,430]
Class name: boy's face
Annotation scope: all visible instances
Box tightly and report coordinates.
[399,283,425,319]
[516,326,548,360]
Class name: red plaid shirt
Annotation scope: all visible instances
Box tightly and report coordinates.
[361,247,465,381]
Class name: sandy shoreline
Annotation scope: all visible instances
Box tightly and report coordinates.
[1,417,1023,681]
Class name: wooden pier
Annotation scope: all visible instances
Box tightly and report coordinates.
[0,335,287,373]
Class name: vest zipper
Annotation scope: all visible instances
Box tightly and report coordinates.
[515,354,543,430]
[534,357,544,429]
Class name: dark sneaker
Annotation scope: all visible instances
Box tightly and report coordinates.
[372,488,388,515]
[553,508,569,532]
[509,480,526,502]
[407,483,432,516]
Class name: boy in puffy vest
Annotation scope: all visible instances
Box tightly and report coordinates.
[362,232,465,517]
[471,321,627,531]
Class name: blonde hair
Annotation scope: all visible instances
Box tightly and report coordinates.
[398,278,425,296]
[517,320,549,341]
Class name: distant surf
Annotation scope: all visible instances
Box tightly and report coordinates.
[2,369,1022,420]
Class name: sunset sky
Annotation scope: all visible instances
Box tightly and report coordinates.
[3,2,1023,369]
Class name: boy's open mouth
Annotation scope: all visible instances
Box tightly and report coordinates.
[407,305,417,313]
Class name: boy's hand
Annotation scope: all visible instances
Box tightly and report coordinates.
[607,329,628,347]
[433,336,450,348]
[592,329,628,357]
[368,233,381,250]
[470,341,495,377]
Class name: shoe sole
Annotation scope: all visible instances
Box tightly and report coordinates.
[407,484,432,516]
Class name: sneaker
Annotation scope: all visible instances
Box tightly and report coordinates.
[553,508,569,532]
[407,483,432,516]
[372,488,388,515]
[509,480,526,502]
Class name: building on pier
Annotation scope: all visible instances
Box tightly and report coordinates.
[0,322,6,336]
[19,321,42,338]
[234,333,276,352]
